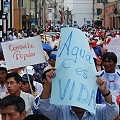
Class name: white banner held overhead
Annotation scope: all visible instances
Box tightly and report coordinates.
[2,36,46,70]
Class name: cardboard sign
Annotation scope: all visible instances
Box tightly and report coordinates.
[2,36,46,70]
[50,27,97,114]
[106,37,120,65]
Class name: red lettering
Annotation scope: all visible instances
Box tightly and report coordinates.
[13,50,36,60]
[9,44,14,51]
[9,43,35,51]
[13,51,20,60]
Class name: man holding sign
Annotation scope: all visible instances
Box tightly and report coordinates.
[36,28,118,120]
[37,69,118,120]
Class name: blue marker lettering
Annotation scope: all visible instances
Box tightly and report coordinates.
[62,59,76,69]
[83,69,87,79]
[79,49,85,58]
[58,31,73,57]
[86,52,92,64]
[75,68,88,79]
[69,81,75,100]
[58,78,71,100]
[76,68,83,76]
[77,83,89,104]
[88,90,96,109]
[71,47,79,63]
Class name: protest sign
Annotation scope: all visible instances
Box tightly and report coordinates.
[106,37,120,65]
[50,27,97,114]
[1,36,46,70]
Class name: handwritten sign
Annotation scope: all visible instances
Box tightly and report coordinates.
[106,37,120,65]
[1,36,46,70]
[50,27,97,114]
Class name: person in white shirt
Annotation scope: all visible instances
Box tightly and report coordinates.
[13,32,18,40]
[8,32,14,41]
[97,52,120,104]
[4,72,34,115]
[25,66,43,95]
[0,61,8,97]
[48,35,56,49]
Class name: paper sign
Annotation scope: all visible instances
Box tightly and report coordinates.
[106,37,120,65]
[50,27,97,114]
[1,36,46,70]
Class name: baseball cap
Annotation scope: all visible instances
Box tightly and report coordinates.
[22,74,34,82]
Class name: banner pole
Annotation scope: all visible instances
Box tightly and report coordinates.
[25,67,33,94]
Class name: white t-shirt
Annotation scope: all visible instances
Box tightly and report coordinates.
[98,69,120,97]
[48,40,56,49]
[0,84,8,97]
[33,81,43,95]
[20,91,34,115]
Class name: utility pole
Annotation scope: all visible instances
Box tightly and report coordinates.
[19,0,22,30]
[5,0,8,37]
[39,1,41,26]
[103,0,106,28]
[60,0,63,24]
[29,0,31,29]
[43,1,45,28]
[71,12,72,26]
[92,0,95,27]
[0,0,3,42]
[35,0,38,30]
[54,0,57,26]
[61,0,64,24]
[66,7,69,25]
[10,0,12,28]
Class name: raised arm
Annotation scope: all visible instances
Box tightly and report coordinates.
[41,69,56,99]
[97,76,112,104]
[96,76,119,120]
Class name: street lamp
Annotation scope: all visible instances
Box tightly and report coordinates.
[54,0,57,26]
[35,0,38,30]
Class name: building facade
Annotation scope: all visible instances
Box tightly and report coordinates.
[71,0,93,27]
[0,0,13,37]
[102,0,120,29]
[14,0,49,30]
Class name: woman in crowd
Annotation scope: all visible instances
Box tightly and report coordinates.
[21,74,37,97]
[94,56,104,72]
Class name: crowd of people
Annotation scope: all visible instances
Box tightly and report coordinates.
[0,26,120,120]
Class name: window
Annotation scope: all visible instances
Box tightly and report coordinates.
[18,0,24,7]
[97,0,108,3]
[97,0,103,3]
[97,9,102,15]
